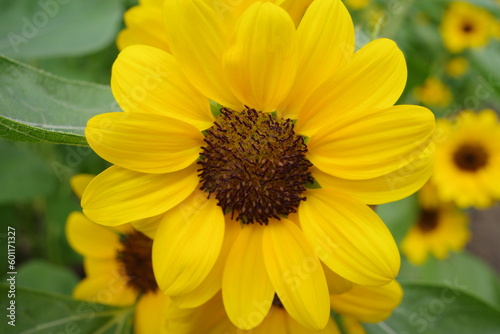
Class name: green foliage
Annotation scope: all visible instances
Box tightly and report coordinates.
[0,286,134,334]
[0,0,123,59]
[364,283,500,334]
[0,55,119,146]
[0,140,56,203]
[398,251,500,308]
[17,259,79,295]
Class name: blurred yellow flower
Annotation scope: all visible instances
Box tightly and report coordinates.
[432,109,500,208]
[413,77,452,108]
[164,280,402,333]
[66,175,169,334]
[445,57,469,78]
[441,1,494,53]
[401,182,470,265]
[344,0,371,10]
[83,0,434,330]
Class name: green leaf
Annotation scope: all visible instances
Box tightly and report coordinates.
[364,283,500,334]
[398,251,500,308]
[0,0,123,59]
[0,55,120,146]
[376,194,419,244]
[0,140,56,203]
[0,286,134,334]
[17,260,79,295]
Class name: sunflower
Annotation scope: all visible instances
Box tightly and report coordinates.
[66,174,169,334]
[432,109,500,208]
[82,0,435,330]
[441,1,494,53]
[413,77,452,108]
[164,280,402,333]
[445,57,468,78]
[401,182,470,265]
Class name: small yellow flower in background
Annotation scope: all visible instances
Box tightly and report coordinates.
[432,109,500,208]
[164,280,402,333]
[401,182,470,265]
[441,1,494,53]
[66,174,169,334]
[445,56,469,78]
[413,77,452,108]
[82,0,435,330]
[343,0,371,10]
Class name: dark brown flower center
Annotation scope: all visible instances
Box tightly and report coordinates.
[453,143,488,172]
[417,209,439,233]
[198,107,313,225]
[117,231,158,293]
[462,21,474,34]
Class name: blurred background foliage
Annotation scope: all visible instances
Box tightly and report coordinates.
[0,0,500,333]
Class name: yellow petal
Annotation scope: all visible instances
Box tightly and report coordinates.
[224,2,297,112]
[322,263,353,294]
[307,105,435,180]
[282,0,354,118]
[263,218,330,330]
[82,165,199,226]
[111,45,213,130]
[287,312,341,334]
[280,0,314,26]
[83,258,118,277]
[163,0,242,109]
[135,292,170,334]
[73,273,137,306]
[153,189,225,296]
[312,145,434,204]
[117,5,169,52]
[70,174,94,199]
[223,224,274,330]
[252,307,288,334]
[296,38,407,137]
[299,189,400,286]
[131,214,164,239]
[172,217,240,308]
[86,112,203,174]
[330,280,403,323]
[66,212,120,259]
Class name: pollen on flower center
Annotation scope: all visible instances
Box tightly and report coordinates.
[117,231,158,293]
[198,107,313,225]
[453,143,488,172]
[417,209,439,233]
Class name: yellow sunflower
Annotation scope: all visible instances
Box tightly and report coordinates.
[413,77,452,108]
[445,57,468,78]
[66,174,169,334]
[401,182,470,265]
[441,1,494,53]
[432,109,500,208]
[82,0,435,330]
[165,280,402,333]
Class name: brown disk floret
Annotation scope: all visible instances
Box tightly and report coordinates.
[198,108,313,225]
